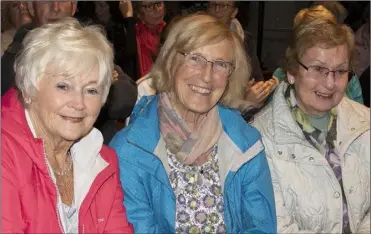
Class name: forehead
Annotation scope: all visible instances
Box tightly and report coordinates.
[209,1,235,6]
[302,44,349,65]
[192,39,233,60]
[44,63,101,85]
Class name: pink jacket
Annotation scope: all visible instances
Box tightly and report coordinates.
[1,89,133,233]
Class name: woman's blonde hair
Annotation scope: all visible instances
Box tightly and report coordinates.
[150,13,250,109]
[284,5,355,78]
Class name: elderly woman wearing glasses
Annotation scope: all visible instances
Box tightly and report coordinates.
[110,13,276,233]
[252,8,370,234]
[1,18,133,233]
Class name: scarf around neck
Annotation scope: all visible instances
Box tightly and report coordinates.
[158,92,222,165]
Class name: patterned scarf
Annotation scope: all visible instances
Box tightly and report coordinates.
[285,85,351,233]
[158,92,222,165]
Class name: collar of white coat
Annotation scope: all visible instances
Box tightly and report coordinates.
[271,82,370,149]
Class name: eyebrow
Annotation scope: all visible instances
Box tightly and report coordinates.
[311,60,348,68]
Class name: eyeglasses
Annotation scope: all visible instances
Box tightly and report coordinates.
[208,2,234,12]
[140,1,164,12]
[178,51,235,78]
[296,60,352,80]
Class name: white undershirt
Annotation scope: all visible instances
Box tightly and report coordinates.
[25,109,108,233]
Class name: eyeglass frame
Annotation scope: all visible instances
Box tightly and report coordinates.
[296,59,353,80]
[139,1,164,13]
[178,51,235,78]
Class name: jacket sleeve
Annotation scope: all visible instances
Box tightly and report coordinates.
[241,150,277,233]
[104,151,133,234]
[265,151,313,233]
[110,135,162,233]
[1,136,24,233]
[346,74,364,104]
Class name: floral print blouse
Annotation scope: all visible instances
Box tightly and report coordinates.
[168,145,226,234]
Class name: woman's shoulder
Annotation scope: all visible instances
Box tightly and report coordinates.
[217,105,263,149]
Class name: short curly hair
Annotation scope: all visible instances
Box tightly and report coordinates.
[284,5,354,78]
[15,17,114,104]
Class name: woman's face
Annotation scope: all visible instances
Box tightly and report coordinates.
[94,1,111,24]
[172,39,233,117]
[287,44,349,116]
[139,1,165,28]
[10,2,32,29]
[28,65,104,142]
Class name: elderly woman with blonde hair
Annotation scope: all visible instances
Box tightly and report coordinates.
[252,8,370,234]
[1,17,133,233]
[110,13,276,233]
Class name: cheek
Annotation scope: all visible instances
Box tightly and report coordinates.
[86,98,103,117]
[214,77,228,89]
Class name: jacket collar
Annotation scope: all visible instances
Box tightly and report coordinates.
[2,88,110,180]
[271,82,370,149]
[271,83,308,145]
[125,95,264,190]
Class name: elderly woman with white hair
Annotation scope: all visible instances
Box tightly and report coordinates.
[110,13,276,233]
[1,17,133,233]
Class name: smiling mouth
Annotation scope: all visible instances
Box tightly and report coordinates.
[61,115,84,123]
[315,91,333,99]
[189,85,212,95]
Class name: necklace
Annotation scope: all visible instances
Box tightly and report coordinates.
[53,151,73,176]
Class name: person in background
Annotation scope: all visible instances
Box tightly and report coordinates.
[110,13,276,233]
[271,4,364,105]
[1,1,137,143]
[135,1,166,78]
[252,9,370,233]
[354,4,369,78]
[1,17,133,234]
[206,1,279,109]
[1,1,32,55]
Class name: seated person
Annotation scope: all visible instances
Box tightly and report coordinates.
[1,18,133,233]
[269,5,364,105]
[207,1,279,109]
[110,13,277,233]
[252,7,370,233]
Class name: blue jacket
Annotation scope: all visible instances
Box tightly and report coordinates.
[110,95,277,233]
[271,67,364,104]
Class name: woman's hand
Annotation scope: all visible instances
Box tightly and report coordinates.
[119,1,133,18]
[244,79,270,107]
[244,77,280,107]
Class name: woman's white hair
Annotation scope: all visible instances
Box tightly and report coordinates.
[15,17,114,103]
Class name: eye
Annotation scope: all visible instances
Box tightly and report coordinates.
[214,61,229,69]
[336,69,348,74]
[86,88,99,95]
[312,66,327,73]
[56,83,69,91]
[189,54,202,62]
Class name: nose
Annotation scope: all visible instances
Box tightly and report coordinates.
[324,72,336,89]
[201,63,213,83]
[69,91,86,110]
[51,1,62,12]
[18,2,27,10]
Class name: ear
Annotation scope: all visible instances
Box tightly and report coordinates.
[231,8,238,19]
[71,1,78,16]
[27,1,35,18]
[286,71,296,84]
